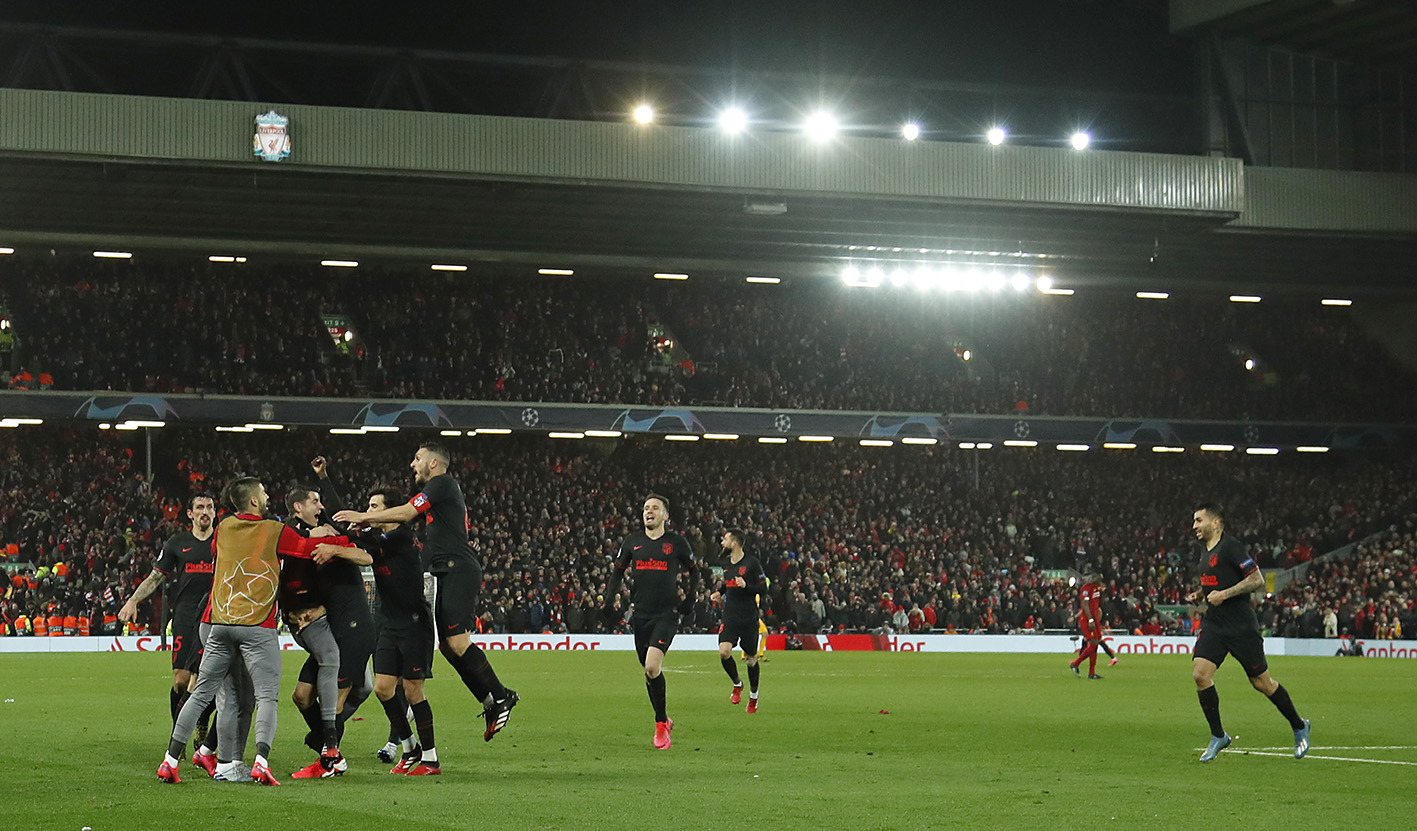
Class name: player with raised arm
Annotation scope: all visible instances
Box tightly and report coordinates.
[333,442,518,750]
[1187,502,1311,762]
[319,456,441,776]
[711,528,767,713]
[156,477,363,786]
[119,494,218,749]
[602,493,699,748]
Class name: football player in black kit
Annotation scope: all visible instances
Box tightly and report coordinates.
[320,464,442,776]
[1187,502,1311,762]
[711,528,767,713]
[283,485,375,779]
[334,442,519,748]
[602,493,700,749]
[119,494,217,746]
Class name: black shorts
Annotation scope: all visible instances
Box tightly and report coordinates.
[373,626,435,681]
[1194,626,1268,677]
[633,612,679,665]
[434,565,482,641]
[170,620,203,672]
[719,617,760,655]
[331,614,376,689]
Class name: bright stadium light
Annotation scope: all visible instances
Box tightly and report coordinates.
[804,111,838,142]
[1136,291,1169,300]
[1245,447,1281,455]
[719,107,748,134]
[633,104,654,124]
[860,439,894,447]
[0,247,13,255]
[1011,273,1030,292]
[901,122,920,141]
[1296,446,1330,453]
[1102,442,1137,450]
[538,268,574,276]
[757,437,788,444]
[745,276,780,284]
[1321,298,1353,307]
[431,264,468,272]
[1003,440,1038,448]
[549,432,585,439]
[1070,131,1091,150]
[1229,295,1262,303]
[321,260,358,268]
[1244,358,1256,371]
[93,250,133,259]
[1036,275,1054,292]
[585,430,623,438]
[889,268,910,288]
[440,430,463,437]
[664,434,700,441]
[901,437,938,445]
[986,127,1007,146]
[1057,444,1090,451]
[1200,444,1235,452]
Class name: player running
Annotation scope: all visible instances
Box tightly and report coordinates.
[1187,502,1311,762]
[602,493,700,748]
[710,528,767,713]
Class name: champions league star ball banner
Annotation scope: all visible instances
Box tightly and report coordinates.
[5,634,1416,657]
[1,391,1413,449]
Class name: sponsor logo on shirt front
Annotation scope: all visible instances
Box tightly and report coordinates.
[636,559,670,571]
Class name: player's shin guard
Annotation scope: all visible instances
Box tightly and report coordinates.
[1197,685,1225,738]
[446,644,506,701]
[720,656,741,685]
[1267,683,1305,730]
[387,684,408,743]
[411,700,436,755]
[646,673,668,722]
[381,694,414,744]
[747,661,760,693]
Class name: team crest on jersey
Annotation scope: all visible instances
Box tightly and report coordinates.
[739,566,746,575]
[662,542,674,555]
[1209,554,1218,567]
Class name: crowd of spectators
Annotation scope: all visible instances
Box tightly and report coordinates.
[5,259,1416,422]
[1267,527,1416,644]
[0,428,172,637]
[5,425,1412,642]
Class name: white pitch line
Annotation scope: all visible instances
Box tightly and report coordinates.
[1244,745,1417,752]
[1225,750,1417,766]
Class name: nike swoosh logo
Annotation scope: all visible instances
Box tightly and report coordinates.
[182,547,192,553]
[634,546,643,551]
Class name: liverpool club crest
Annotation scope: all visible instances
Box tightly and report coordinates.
[253,110,291,162]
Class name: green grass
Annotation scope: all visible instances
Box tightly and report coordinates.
[6,650,1413,831]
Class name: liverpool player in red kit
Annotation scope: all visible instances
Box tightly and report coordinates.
[1067,572,1115,679]
[1187,503,1310,762]
[603,493,699,748]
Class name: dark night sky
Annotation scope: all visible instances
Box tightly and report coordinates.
[0,0,1191,97]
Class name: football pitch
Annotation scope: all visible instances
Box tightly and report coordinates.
[7,650,1414,831]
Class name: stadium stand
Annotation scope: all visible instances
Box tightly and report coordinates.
[3,426,1412,639]
[4,259,1416,421]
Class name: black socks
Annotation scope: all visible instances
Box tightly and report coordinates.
[646,673,668,722]
[1197,685,1224,738]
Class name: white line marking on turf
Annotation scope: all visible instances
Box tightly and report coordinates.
[1226,750,1417,766]
[1200,746,1417,752]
